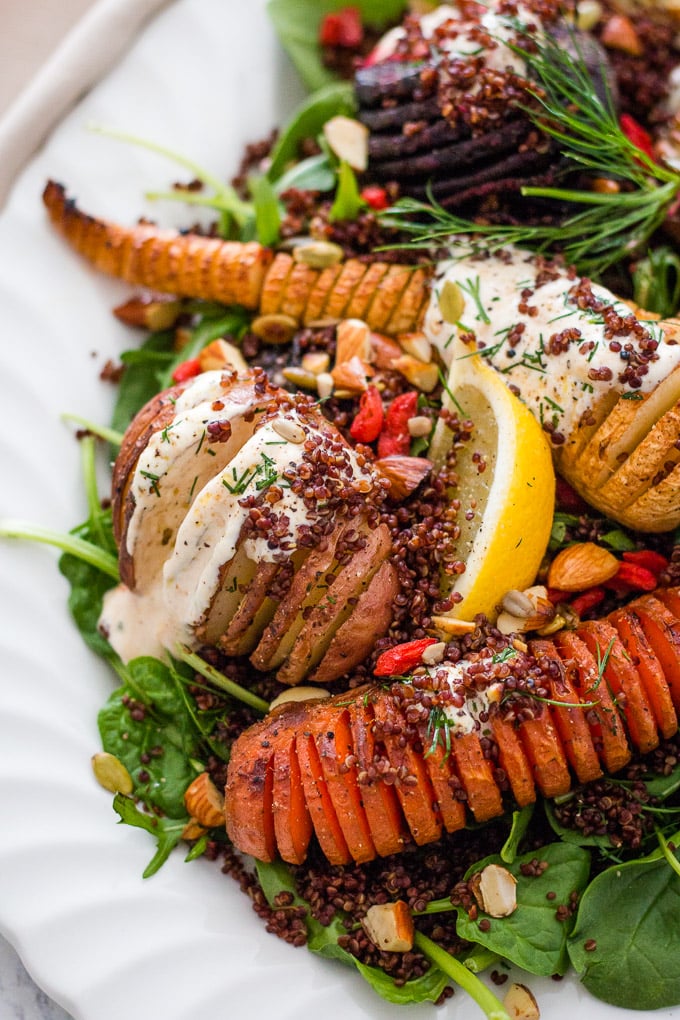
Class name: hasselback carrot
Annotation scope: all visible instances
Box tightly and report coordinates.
[225,590,680,866]
[42,181,431,336]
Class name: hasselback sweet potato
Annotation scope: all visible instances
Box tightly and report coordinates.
[225,590,680,865]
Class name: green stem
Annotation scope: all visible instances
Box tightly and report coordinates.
[0,520,120,580]
[414,932,510,1020]
[145,188,252,224]
[62,413,124,446]
[655,827,680,879]
[176,646,270,714]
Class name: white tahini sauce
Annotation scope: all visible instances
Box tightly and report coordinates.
[420,661,504,736]
[424,245,676,440]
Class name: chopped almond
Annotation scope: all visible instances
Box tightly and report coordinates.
[374,455,432,500]
[362,901,414,952]
[198,338,247,373]
[184,772,225,828]
[335,318,372,365]
[113,294,182,330]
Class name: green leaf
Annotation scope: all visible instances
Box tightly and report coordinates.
[633,245,680,319]
[268,81,356,180]
[501,804,534,863]
[249,174,282,247]
[254,859,447,1004]
[112,793,188,878]
[329,160,363,222]
[568,848,680,1008]
[111,328,175,437]
[98,657,202,819]
[274,153,336,194]
[600,528,637,552]
[267,0,407,93]
[544,800,614,848]
[456,843,591,976]
[159,308,250,390]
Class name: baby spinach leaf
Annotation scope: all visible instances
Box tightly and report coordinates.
[267,81,356,181]
[158,308,250,390]
[329,160,363,221]
[568,848,680,1008]
[268,0,407,93]
[274,153,336,194]
[98,656,202,819]
[544,800,614,848]
[456,843,591,977]
[354,960,448,1005]
[250,174,282,247]
[111,329,175,436]
[112,793,188,878]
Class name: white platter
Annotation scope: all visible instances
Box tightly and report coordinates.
[0,1,678,1017]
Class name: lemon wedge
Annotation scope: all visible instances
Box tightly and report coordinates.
[430,340,555,622]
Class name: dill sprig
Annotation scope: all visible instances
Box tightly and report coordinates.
[383,27,680,277]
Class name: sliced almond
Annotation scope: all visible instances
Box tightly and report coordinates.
[547,542,619,591]
[431,615,477,636]
[391,354,439,392]
[575,0,602,31]
[362,901,415,952]
[198,338,248,373]
[331,355,368,393]
[301,351,331,375]
[503,982,540,1020]
[323,116,369,171]
[183,772,225,828]
[398,331,432,363]
[283,366,319,391]
[421,641,446,665]
[600,13,642,54]
[91,752,133,795]
[496,585,556,635]
[370,331,402,369]
[316,372,335,399]
[374,455,432,500]
[336,318,372,365]
[470,863,518,918]
[270,686,330,710]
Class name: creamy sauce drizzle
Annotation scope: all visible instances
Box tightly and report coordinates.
[425,246,674,438]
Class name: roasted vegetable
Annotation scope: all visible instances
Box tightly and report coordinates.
[225,590,680,865]
[105,367,398,683]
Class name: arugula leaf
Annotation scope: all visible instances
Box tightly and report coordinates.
[268,81,356,181]
[112,793,188,878]
[456,843,591,977]
[268,0,407,93]
[568,843,680,1008]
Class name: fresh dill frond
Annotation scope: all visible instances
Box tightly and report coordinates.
[382,26,680,278]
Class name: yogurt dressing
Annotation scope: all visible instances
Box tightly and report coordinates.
[422,660,504,736]
[424,245,675,439]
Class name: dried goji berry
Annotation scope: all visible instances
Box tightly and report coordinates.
[620,114,655,162]
[361,185,390,210]
[555,475,589,514]
[622,549,669,577]
[570,587,606,617]
[374,638,438,677]
[349,384,384,443]
[546,588,571,604]
[171,357,201,383]
[319,6,363,47]
[605,560,658,593]
[377,391,418,458]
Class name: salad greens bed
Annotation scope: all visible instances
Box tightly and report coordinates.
[5,0,680,1015]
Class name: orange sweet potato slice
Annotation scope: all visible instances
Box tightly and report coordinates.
[530,637,602,785]
[451,731,504,821]
[421,741,468,833]
[553,630,631,774]
[578,620,658,754]
[629,595,680,713]
[488,714,537,808]
[314,710,376,863]
[517,704,572,798]
[272,733,313,865]
[296,729,352,866]
[609,607,678,739]
[348,701,407,857]
[224,722,277,862]
[372,696,442,845]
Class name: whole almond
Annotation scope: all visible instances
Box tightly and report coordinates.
[547,542,619,591]
[600,13,642,55]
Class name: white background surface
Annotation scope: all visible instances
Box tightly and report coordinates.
[1,5,96,1014]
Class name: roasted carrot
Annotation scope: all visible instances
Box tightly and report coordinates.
[42,181,431,336]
